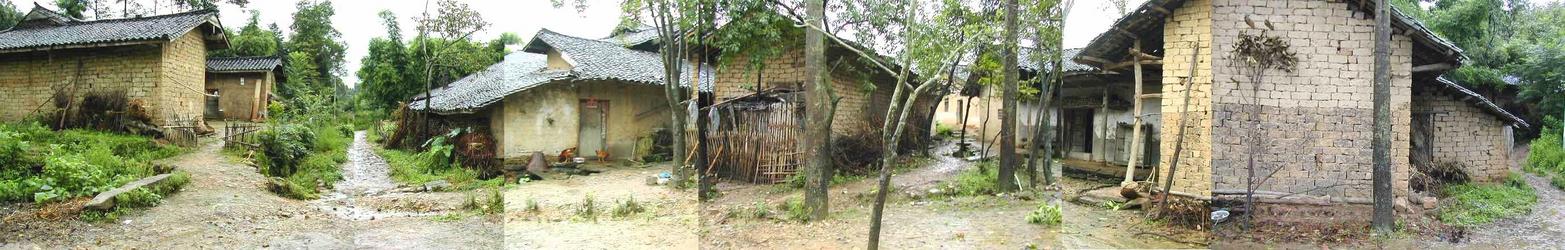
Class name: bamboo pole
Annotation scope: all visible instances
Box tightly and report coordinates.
[1157,44,1200,216]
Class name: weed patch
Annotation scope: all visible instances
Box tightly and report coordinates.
[612,196,646,218]
[780,196,812,222]
[1026,203,1062,225]
[944,160,999,196]
[573,195,600,221]
[1438,173,1537,227]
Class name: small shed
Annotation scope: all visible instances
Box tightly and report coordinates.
[205,56,282,122]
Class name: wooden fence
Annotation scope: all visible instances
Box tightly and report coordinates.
[161,115,201,147]
[704,93,805,184]
[223,122,263,150]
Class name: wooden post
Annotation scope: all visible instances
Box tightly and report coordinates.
[1124,40,1145,185]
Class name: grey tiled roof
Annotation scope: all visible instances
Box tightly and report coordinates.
[601,26,659,47]
[1021,48,1093,73]
[411,29,714,113]
[1435,76,1528,127]
[207,56,282,73]
[0,7,221,52]
[531,29,713,87]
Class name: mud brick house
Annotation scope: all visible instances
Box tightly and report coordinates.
[702,27,937,183]
[0,5,227,126]
[205,56,282,122]
[411,28,711,162]
[1072,0,1527,203]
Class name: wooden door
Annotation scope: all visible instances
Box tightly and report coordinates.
[579,99,609,159]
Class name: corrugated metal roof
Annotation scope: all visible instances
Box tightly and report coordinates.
[0,7,221,52]
[207,56,281,73]
[411,29,714,113]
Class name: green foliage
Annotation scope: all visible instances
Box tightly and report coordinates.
[211,10,281,57]
[53,0,86,19]
[0,1,21,31]
[1524,117,1563,177]
[573,194,600,221]
[257,124,317,177]
[946,161,1000,196]
[254,121,349,200]
[0,122,183,203]
[285,0,348,99]
[356,5,509,112]
[1026,203,1062,225]
[934,123,956,138]
[1438,173,1537,227]
[611,196,646,218]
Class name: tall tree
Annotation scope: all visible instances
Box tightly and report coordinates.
[802,0,834,220]
[1371,0,1396,234]
[1025,0,1069,187]
[356,10,412,110]
[409,0,489,146]
[287,0,348,99]
[997,0,1020,192]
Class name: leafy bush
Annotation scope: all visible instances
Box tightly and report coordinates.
[1026,203,1062,225]
[1438,173,1537,227]
[257,124,317,177]
[253,122,349,200]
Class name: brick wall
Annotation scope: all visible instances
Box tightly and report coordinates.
[1412,90,1512,182]
[1158,0,1216,196]
[712,48,889,136]
[0,43,163,123]
[1206,0,1413,199]
[158,31,210,126]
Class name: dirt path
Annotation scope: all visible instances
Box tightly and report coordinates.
[1,131,499,249]
[701,140,1053,249]
[503,164,698,249]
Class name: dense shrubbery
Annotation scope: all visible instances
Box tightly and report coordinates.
[946,160,1000,196]
[378,137,501,191]
[1525,117,1563,188]
[253,118,351,199]
[0,122,183,203]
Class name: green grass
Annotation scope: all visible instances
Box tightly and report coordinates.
[0,122,186,204]
[935,123,956,138]
[945,160,1000,196]
[1026,203,1062,225]
[1438,173,1538,227]
[780,196,812,222]
[257,123,350,200]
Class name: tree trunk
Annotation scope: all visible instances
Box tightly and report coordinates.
[1371,0,1395,234]
[802,0,834,221]
[996,0,1020,192]
[650,1,690,187]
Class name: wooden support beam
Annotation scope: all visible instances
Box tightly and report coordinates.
[1150,5,1171,15]
[1124,40,1147,186]
[1127,48,1163,60]
[1077,55,1112,65]
[1138,93,1162,99]
[1412,63,1452,73]
[1102,60,1162,71]
[1115,28,1137,38]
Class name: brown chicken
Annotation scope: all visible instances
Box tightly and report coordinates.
[557,147,577,162]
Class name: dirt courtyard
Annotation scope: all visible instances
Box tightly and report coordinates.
[502,163,699,249]
[700,142,1056,249]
